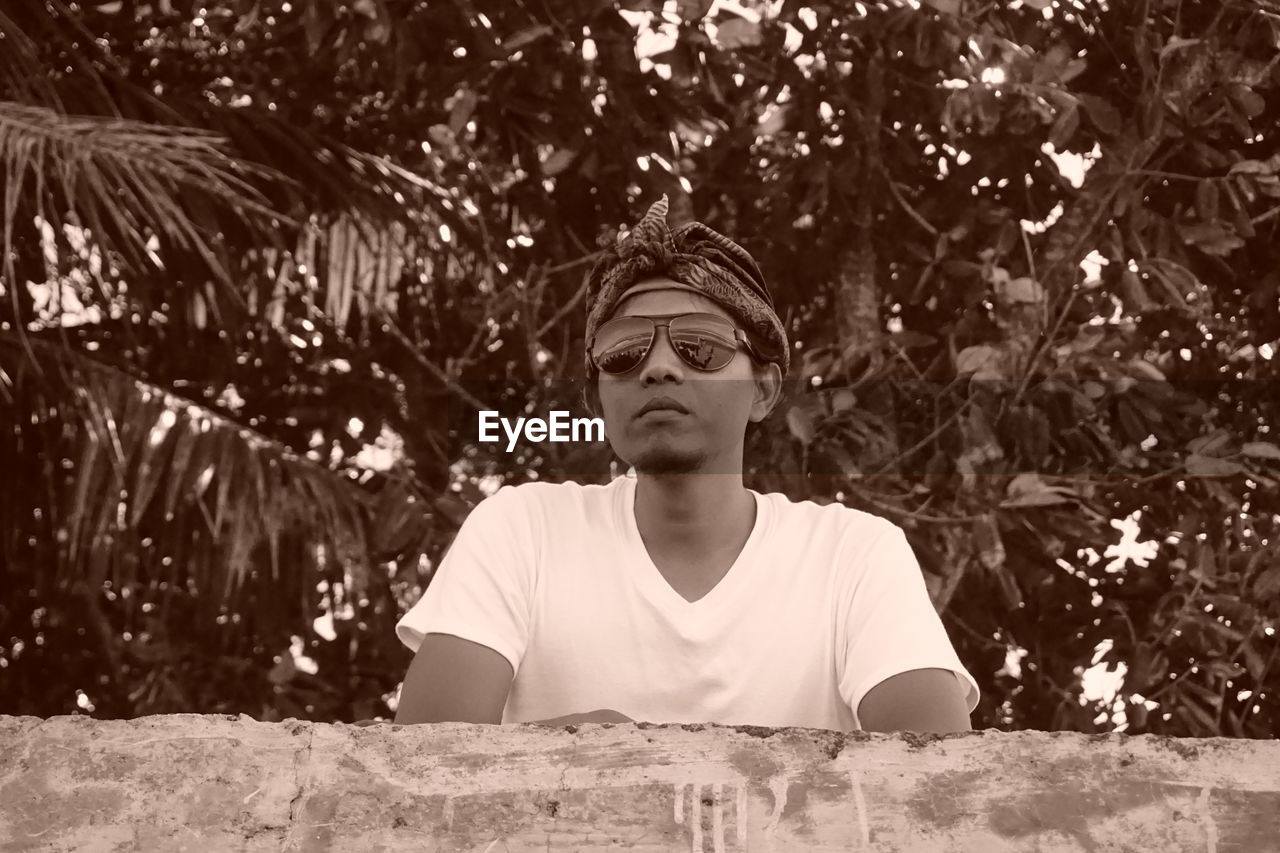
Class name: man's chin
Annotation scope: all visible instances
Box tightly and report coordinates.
[627,446,707,476]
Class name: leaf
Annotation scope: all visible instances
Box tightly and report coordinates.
[1228,159,1273,176]
[1188,429,1231,456]
[1177,221,1245,256]
[956,345,1004,379]
[1060,58,1088,84]
[430,494,468,529]
[0,103,287,303]
[1195,180,1219,222]
[890,330,937,349]
[154,417,196,524]
[1079,95,1123,136]
[268,648,297,685]
[1254,565,1280,599]
[921,0,960,14]
[1159,36,1201,61]
[303,0,334,55]
[830,389,856,414]
[675,0,714,20]
[1186,454,1244,478]
[174,424,214,512]
[541,148,577,177]
[1118,270,1156,313]
[67,432,104,568]
[1003,468,1044,494]
[973,514,1006,571]
[1177,694,1220,733]
[448,89,479,136]
[1127,359,1167,382]
[1218,180,1259,235]
[1141,96,1165,138]
[1000,473,1076,508]
[1114,397,1149,444]
[233,2,261,33]
[1243,642,1270,681]
[714,17,762,49]
[1138,258,1199,310]
[1241,442,1280,461]
[998,276,1045,305]
[426,124,454,147]
[1228,85,1266,118]
[994,563,1023,610]
[213,428,239,532]
[786,405,815,446]
[1049,103,1079,149]
[502,24,553,54]
[757,103,792,136]
[1142,259,1196,295]
[1000,487,1073,508]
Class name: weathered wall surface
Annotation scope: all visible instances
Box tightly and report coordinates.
[1,715,1277,852]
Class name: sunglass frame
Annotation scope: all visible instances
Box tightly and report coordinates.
[589,312,760,375]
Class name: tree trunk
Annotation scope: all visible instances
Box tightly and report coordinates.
[836,54,885,356]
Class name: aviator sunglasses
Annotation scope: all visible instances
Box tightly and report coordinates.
[590,312,760,375]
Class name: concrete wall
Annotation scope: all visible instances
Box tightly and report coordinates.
[1,715,1277,852]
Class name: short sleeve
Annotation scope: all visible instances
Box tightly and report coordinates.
[395,485,536,675]
[835,521,980,729]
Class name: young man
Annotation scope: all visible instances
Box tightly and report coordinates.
[394,196,978,732]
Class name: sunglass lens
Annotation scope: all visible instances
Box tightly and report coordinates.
[596,340,649,374]
[670,316,739,370]
[670,332,735,370]
[593,320,654,374]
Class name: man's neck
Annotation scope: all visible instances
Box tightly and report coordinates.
[632,472,756,558]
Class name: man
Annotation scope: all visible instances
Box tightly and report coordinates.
[394,196,978,733]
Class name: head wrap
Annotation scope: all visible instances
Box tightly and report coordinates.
[583,195,790,376]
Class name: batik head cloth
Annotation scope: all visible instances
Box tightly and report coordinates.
[583,195,790,376]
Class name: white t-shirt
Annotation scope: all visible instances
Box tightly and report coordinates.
[396,475,980,731]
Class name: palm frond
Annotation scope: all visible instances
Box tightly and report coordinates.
[0,2,452,234]
[0,100,494,339]
[0,3,490,340]
[0,102,293,320]
[251,213,417,332]
[0,7,65,109]
[0,0,140,118]
[0,332,431,611]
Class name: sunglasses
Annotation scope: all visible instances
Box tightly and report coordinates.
[590,312,760,375]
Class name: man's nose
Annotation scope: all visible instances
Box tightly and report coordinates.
[637,326,685,384]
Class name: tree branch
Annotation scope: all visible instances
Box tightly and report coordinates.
[371,306,489,412]
[884,172,939,236]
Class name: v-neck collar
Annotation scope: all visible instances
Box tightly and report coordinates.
[615,474,770,616]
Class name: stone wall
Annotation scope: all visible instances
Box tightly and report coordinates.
[1,715,1277,851]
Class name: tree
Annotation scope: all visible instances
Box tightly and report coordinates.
[2,0,1277,736]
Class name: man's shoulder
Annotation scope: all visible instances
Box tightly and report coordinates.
[760,490,899,540]
[492,477,619,500]
[479,477,621,519]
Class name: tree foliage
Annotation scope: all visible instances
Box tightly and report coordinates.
[2,0,1278,736]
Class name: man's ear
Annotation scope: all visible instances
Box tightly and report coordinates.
[748,361,784,423]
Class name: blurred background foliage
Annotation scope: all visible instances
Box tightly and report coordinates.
[1,0,1278,736]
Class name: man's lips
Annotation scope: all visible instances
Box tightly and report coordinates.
[636,397,690,417]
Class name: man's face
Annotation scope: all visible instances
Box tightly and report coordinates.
[594,278,778,476]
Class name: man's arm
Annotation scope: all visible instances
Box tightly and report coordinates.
[857,667,971,734]
[395,633,514,724]
[529,710,634,725]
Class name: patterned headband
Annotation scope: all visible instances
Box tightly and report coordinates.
[583,195,790,376]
